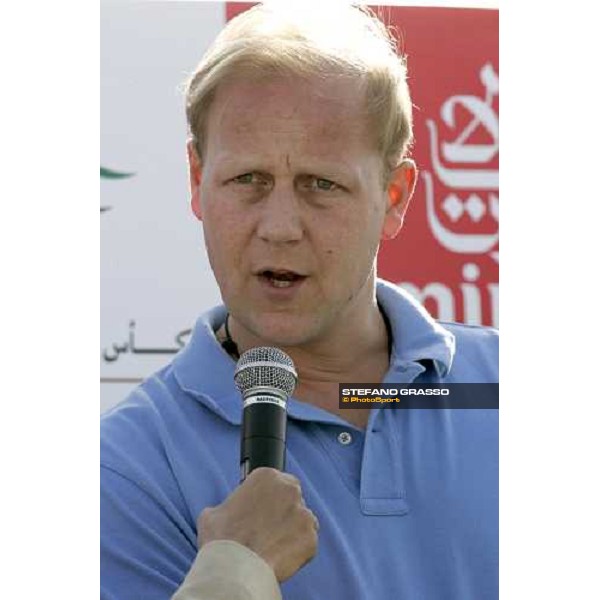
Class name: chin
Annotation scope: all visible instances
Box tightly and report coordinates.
[245,313,323,349]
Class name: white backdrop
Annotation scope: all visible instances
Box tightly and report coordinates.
[101,1,226,412]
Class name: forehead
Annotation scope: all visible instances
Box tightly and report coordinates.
[204,74,376,159]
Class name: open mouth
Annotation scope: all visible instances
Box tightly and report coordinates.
[259,269,306,289]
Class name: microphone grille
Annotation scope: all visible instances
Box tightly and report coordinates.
[234,346,297,397]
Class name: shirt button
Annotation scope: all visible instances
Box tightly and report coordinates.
[337,431,352,445]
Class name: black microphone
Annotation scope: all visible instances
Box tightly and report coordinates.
[234,347,298,481]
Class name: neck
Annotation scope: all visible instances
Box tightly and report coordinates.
[220,281,392,426]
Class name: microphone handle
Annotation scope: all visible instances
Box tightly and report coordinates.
[241,401,287,481]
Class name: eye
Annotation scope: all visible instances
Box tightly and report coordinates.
[232,173,256,184]
[314,178,338,191]
[230,172,272,189]
[301,176,342,193]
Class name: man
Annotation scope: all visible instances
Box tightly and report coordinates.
[101,3,498,599]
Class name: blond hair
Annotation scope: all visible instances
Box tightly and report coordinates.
[184,2,413,179]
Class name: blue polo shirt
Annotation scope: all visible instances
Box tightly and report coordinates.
[101,279,498,599]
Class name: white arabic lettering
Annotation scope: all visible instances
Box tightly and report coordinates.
[423,63,499,262]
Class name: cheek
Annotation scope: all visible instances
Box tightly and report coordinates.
[314,209,379,264]
[202,191,235,246]
[204,224,238,266]
[203,210,252,276]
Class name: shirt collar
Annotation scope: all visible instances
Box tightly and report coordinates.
[172,304,241,424]
[376,278,455,378]
[172,279,455,425]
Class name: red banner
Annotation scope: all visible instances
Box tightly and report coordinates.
[226,4,499,327]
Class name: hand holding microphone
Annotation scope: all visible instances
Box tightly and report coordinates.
[197,347,318,583]
[198,467,318,582]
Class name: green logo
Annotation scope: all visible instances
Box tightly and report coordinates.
[101,166,135,212]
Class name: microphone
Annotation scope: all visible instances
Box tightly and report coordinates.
[234,347,298,481]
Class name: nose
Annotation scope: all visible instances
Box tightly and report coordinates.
[256,184,304,244]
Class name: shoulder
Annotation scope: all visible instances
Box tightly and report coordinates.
[440,321,499,345]
[439,322,498,382]
[100,364,205,489]
[101,361,238,502]
[101,366,179,482]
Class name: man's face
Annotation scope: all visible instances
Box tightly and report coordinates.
[188,75,414,348]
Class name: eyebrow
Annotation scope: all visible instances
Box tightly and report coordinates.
[215,152,358,176]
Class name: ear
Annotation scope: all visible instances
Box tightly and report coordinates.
[187,139,203,221]
[381,159,418,241]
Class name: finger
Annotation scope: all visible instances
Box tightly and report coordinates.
[308,509,319,531]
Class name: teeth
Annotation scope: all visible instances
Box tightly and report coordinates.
[271,279,293,288]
